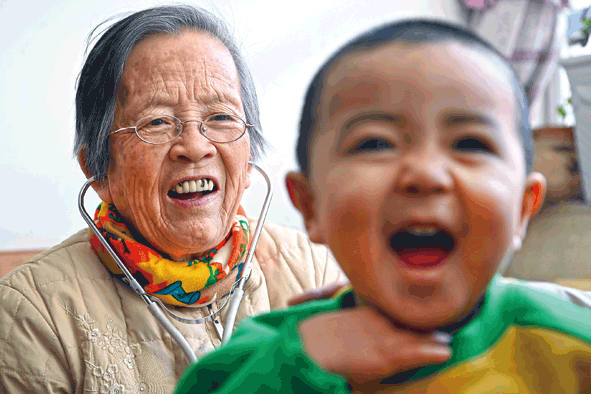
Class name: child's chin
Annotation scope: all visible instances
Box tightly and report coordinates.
[381,300,472,333]
[362,292,469,332]
[388,315,458,333]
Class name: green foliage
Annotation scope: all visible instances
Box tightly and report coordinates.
[557,96,573,120]
[582,17,591,36]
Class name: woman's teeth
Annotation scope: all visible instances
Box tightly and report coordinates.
[174,179,214,194]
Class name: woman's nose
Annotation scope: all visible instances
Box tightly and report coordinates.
[169,121,216,163]
[395,148,453,196]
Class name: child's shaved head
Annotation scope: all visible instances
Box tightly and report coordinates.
[297,19,533,176]
[287,18,546,330]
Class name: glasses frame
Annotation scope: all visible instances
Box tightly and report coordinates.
[109,114,253,145]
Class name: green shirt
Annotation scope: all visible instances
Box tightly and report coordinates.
[175,275,591,393]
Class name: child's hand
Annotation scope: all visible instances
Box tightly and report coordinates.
[298,306,452,385]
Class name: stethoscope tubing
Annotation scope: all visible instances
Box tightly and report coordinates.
[78,161,273,362]
[221,162,273,344]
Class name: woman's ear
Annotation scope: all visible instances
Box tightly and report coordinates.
[78,146,113,204]
[517,171,547,238]
[285,171,325,244]
[244,161,253,190]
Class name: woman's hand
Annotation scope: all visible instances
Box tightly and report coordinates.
[288,281,350,306]
[298,305,452,386]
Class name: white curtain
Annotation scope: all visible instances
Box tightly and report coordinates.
[463,0,569,107]
[562,56,591,204]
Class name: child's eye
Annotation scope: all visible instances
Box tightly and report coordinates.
[452,137,492,153]
[353,138,395,153]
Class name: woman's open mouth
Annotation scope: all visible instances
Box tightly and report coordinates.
[389,226,456,269]
[167,178,217,201]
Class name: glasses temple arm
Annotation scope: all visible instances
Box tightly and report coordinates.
[110,126,136,135]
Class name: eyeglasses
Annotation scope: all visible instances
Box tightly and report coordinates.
[110,114,253,145]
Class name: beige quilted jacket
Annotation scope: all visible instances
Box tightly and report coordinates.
[0,219,344,394]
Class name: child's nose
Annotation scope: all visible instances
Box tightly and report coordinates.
[395,150,453,196]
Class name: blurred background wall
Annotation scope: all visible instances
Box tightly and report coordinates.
[0,0,469,254]
[3,0,591,286]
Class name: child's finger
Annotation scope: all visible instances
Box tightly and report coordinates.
[386,339,452,372]
[345,335,452,384]
[347,341,451,392]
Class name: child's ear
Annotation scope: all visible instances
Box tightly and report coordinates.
[78,146,114,204]
[517,171,547,238]
[285,171,325,244]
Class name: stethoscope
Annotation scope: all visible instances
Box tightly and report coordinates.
[78,161,273,363]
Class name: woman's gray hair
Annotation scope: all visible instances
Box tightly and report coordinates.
[75,5,266,181]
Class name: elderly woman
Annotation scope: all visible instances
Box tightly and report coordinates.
[0,5,344,393]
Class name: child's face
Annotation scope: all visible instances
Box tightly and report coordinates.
[288,42,545,330]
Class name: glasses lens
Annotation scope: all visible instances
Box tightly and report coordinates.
[202,114,246,143]
[136,115,181,144]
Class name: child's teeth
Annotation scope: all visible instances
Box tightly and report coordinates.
[407,226,438,236]
[173,179,215,194]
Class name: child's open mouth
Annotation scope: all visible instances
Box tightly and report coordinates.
[390,226,456,269]
[167,178,217,201]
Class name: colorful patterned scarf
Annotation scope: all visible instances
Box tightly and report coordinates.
[89,202,250,307]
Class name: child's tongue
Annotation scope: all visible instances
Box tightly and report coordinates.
[396,247,449,268]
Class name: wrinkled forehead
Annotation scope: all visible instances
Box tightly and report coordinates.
[120,30,240,96]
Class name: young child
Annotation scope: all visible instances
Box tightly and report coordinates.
[175,20,591,393]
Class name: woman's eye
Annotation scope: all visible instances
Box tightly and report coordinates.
[353,138,395,153]
[210,114,234,122]
[137,116,175,132]
[149,118,166,126]
[453,137,491,153]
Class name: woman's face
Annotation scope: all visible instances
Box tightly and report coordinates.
[98,31,251,261]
